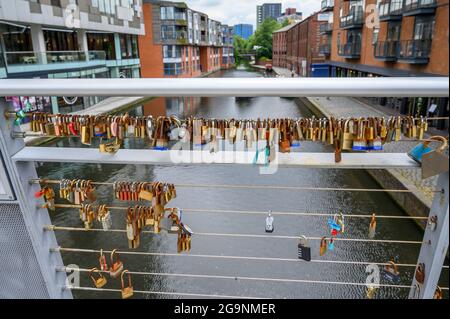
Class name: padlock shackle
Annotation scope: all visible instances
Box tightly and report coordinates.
[420,136,448,151]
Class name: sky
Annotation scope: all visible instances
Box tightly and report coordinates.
[182,0,321,28]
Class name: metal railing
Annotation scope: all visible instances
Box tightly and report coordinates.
[403,0,437,13]
[319,23,333,34]
[398,39,432,61]
[3,50,106,66]
[319,44,331,56]
[340,7,364,28]
[0,78,448,300]
[338,42,361,57]
[374,41,399,59]
[321,0,334,11]
[379,0,404,18]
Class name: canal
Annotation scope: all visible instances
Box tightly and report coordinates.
[37,67,448,299]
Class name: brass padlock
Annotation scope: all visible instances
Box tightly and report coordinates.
[415,263,425,284]
[89,268,107,288]
[121,270,134,299]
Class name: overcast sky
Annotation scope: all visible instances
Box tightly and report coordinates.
[182,0,321,28]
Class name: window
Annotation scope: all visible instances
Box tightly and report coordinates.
[99,0,105,12]
[387,21,401,41]
[163,45,182,58]
[161,7,175,20]
[87,33,116,60]
[164,62,182,76]
[92,0,99,7]
[50,0,61,6]
[414,16,435,40]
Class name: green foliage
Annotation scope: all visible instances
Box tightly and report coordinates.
[281,19,290,27]
[252,18,281,60]
[233,19,282,65]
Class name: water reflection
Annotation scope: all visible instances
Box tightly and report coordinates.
[37,68,448,299]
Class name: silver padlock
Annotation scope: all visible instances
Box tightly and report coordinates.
[428,215,438,231]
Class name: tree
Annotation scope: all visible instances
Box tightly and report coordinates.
[233,19,282,65]
[281,19,290,27]
[252,18,281,60]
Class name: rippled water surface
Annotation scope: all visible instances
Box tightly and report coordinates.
[37,68,448,299]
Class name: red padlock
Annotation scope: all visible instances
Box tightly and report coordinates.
[34,190,45,198]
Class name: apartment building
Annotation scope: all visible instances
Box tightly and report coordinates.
[233,24,253,40]
[0,0,144,113]
[257,3,282,27]
[277,8,303,24]
[139,0,234,78]
[273,12,327,76]
[317,0,448,128]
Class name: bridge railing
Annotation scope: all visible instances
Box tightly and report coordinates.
[0,77,448,299]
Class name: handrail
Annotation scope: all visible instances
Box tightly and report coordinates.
[0,78,448,97]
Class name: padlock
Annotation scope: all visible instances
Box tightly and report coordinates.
[121,270,134,299]
[368,214,377,239]
[265,211,274,233]
[99,249,109,272]
[382,260,400,283]
[434,286,443,299]
[89,268,107,289]
[366,286,378,299]
[297,235,311,261]
[109,249,123,278]
[336,213,345,234]
[327,237,335,251]
[428,215,438,231]
[100,207,112,230]
[421,136,449,179]
[328,218,341,236]
[319,237,328,257]
[415,263,425,284]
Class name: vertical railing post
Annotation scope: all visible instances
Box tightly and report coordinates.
[409,171,449,299]
[0,100,72,299]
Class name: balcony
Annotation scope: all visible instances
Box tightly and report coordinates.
[161,30,188,45]
[338,42,361,59]
[398,39,432,64]
[340,8,364,29]
[403,0,437,16]
[319,23,333,34]
[321,0,334,12]
[319,44,331,56]
[374,41,399,61]
[378,1,404,21]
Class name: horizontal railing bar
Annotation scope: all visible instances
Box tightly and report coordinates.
[45,225,423,244]
[0,78,448,97]
[54,247,450,269]
[13,148,420,169]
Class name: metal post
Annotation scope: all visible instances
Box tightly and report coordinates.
[0,99,72,299]
[409,172,449,299]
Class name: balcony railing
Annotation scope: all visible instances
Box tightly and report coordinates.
[378,1,404,21]
[319,23,333,34]
[319,44,331,56]
[398,39,432,64]
[321,0,334,11]
[338,42,361,59]
[403,0,437,16]
[4,51,106,66]
[374,41,399,61]
[161,30,188,41]
[340,7,364,29]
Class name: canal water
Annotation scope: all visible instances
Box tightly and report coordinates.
[37,68,448,299]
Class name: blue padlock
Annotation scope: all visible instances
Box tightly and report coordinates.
[328,219,341,232]
[408,141,433,163]
[328,238,335,251]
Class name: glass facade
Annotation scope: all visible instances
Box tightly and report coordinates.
[87,33,116,60]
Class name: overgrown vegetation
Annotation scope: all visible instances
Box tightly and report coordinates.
[233,18,283,65]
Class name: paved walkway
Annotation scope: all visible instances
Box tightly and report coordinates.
[273,67,297,78]
[307,96,437,205]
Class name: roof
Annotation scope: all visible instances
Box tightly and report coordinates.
[273,21,301,34]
